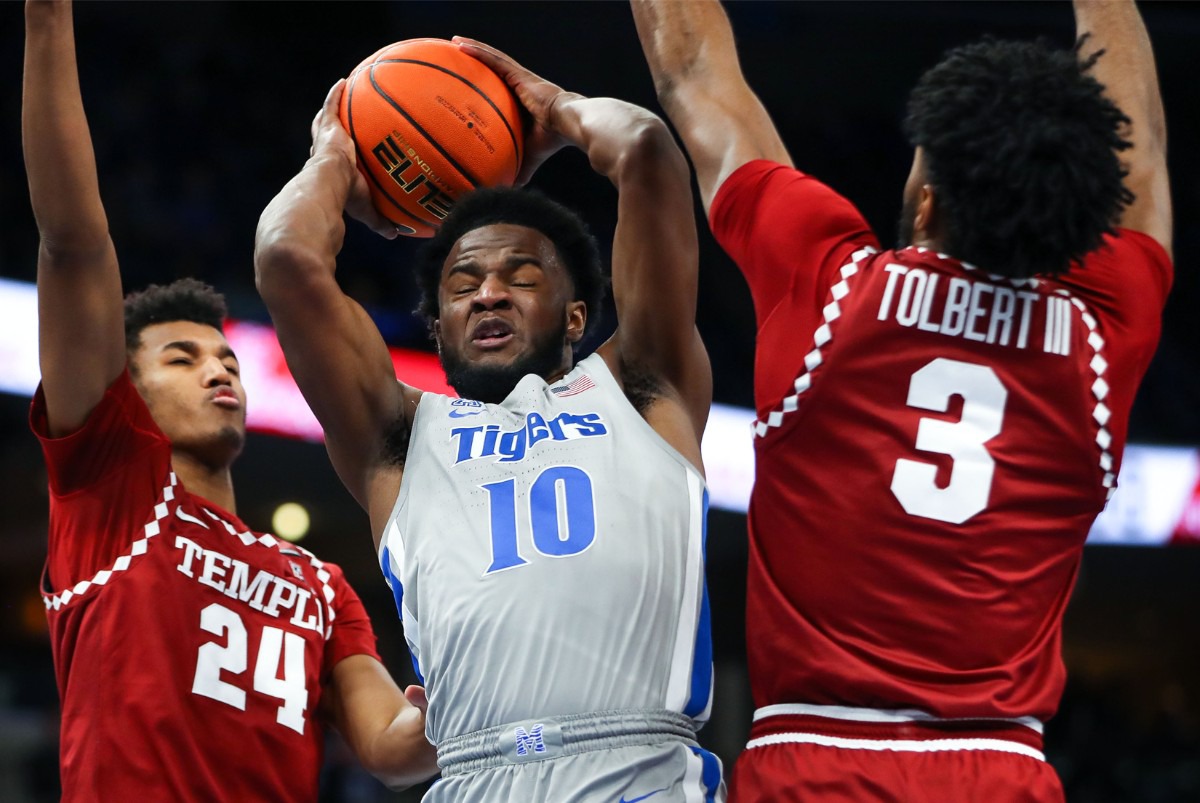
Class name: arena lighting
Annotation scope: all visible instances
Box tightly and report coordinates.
[272,502,311,543]
[2,278,1196,543]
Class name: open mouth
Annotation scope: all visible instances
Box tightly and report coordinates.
[471,318,515,350]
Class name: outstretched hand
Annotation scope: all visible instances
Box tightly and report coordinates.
[310,80,401,240]
[453,36,581,186]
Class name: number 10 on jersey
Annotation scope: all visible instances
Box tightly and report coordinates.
[483,466,598,574]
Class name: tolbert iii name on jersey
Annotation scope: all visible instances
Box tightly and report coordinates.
[876,264,1075,355]
[174,535,325,632]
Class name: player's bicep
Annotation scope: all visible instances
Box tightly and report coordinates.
[666,79,792,214]
[258,251,406,504]
[1118,160,1172,260]
[606,121,712,439]
[36,242,128,437]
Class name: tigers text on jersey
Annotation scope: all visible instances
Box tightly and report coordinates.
[711,160,1172,723]
[379,353,715,745]
[32,372,378,803]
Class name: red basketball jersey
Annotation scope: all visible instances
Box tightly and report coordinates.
[710,160,1172,722]
[32,371,380,802]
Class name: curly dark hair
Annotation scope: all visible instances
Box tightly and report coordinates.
[124,278,227,351]
[903,36,1133,278]
[414,186,607,340]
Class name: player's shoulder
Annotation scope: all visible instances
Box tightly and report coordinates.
[1058,228,1173,315]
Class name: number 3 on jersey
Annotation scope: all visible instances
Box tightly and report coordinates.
[891,358,1008,524]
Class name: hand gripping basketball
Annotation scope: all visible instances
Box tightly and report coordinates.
[453,37,584,186]
[311,80,403,240]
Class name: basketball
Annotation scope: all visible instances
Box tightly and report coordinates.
[339,38,525,237]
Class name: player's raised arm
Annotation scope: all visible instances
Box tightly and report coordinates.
[1074,0,1171,257]
[255,81,419,519]
[23,0,126,436]
[630,0,791,213]
[458,39,711,458]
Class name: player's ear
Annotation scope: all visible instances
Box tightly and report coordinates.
[914,184,938,241]
[432,319,443,352]
[565,301,586,345]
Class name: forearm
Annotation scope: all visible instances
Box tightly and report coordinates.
[553,96,685,189]
[356,705,439,790]
[255,152,354,300]
[23,0,110,253]
[325,656,438,791]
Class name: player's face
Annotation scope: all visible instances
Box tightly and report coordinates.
[129,321,247,468]
[436,223,586,403]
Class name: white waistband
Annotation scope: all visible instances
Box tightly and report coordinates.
[753,703,1044,735]
[745,731,1045,762]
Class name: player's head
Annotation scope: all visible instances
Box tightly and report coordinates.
[899,36,1133,278]
[416,187,607,403]
[124,278,246,466]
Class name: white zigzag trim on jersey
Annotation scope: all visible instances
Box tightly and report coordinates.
[744,731,1045,761]
[753,247,877,438]
[43,472,179,611]
[1051,288,1117,501]
[915,247,1040,290]
[201,508,338,637]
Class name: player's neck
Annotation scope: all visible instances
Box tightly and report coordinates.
[912,232,941,252]
[171,451,238,514]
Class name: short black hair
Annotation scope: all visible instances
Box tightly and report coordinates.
[124,278,227,351]
[903,36,1133,278]
[414,186,607,338]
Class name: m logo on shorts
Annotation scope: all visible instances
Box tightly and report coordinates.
[499,718,563,763]
[514,724,546,757]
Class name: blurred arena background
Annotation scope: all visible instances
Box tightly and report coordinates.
[0,2,1196,800]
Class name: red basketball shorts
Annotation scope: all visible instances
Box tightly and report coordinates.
[729,705,1065,803]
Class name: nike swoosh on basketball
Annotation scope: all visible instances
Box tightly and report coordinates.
[618,787,668,803]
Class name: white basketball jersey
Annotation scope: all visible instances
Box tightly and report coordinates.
[378,353,714,743]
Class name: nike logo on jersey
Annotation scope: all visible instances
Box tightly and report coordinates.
[618,788,668,803]
[176,508,211,529]
[448,409,482,418]
[451,411,608,464]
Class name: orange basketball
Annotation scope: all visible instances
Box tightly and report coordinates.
[339,38,525,237]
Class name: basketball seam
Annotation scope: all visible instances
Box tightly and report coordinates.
[372,57,522,163]
[345,71,430,233]
[368,61,517,187]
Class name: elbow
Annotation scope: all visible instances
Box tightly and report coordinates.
[611,115,689,185]
[253,229,331,307]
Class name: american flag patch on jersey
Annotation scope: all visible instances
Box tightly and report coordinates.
[550,375,595,397]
